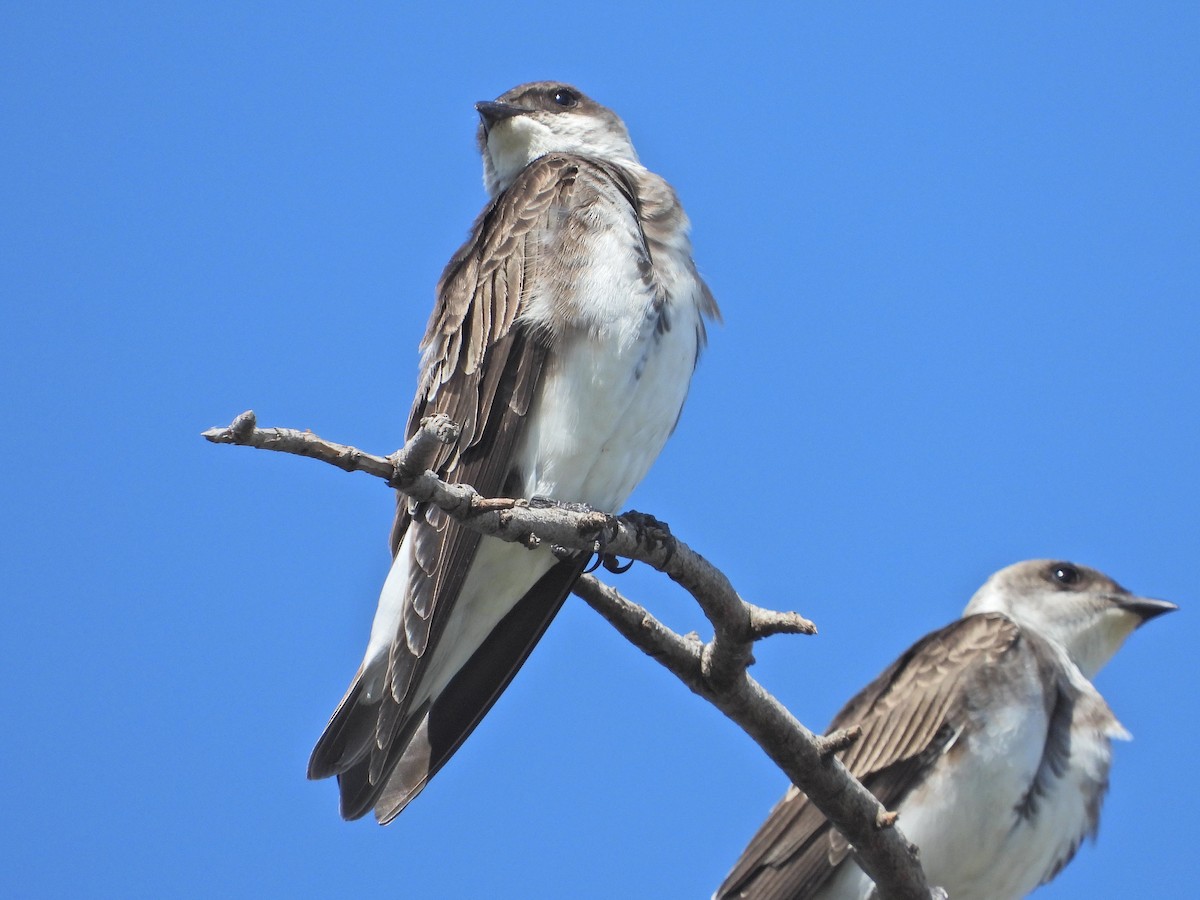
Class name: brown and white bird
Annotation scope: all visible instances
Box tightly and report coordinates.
[306,82,718,823]
[715,560,1175,900]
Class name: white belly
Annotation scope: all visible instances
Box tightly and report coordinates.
[517,305,700,511]
[817,694,1116,900]
[363,280,704,702]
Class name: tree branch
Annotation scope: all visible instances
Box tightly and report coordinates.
[204,411,942,899]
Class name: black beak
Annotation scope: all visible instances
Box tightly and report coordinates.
[1117,594,1179,624]
[476,100,525,128]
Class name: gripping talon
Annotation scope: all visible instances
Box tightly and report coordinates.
[601,555,635,574]
[621,509,678,566]
[534,499,631,576]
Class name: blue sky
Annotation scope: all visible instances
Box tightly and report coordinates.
[3,3,1196,897]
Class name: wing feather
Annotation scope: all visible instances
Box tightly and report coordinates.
[309,154,644,818]
[716,614,1024,899]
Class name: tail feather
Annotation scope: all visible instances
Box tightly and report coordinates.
[374,711,435,822]
[309,554,590,822]
[308,673,376,780]
[373,554,589,822]
[334,704,431,821]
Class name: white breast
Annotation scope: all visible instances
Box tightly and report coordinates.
[515,216,703,513]
[818,676,1119,899]
[364,202,706,702]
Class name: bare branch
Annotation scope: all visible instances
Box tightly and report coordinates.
[747,603,818,640]
[814,726,863,759]
[572,574,703,679]
[204,413,794,686]
[202,410,458,485]
[571,575,935,900]
[204,411,941,899]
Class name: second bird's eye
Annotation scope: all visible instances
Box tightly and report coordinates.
[552,88,579,108]
[1052,564,1081,586]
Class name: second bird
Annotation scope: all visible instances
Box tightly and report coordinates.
[715,560,1175,899]
[307,82,719,823]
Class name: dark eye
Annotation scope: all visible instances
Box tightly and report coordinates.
[1051,563,1081,586]
[552,88,579,108]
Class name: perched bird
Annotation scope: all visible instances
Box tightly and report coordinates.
[715,560,1175,900]
[307,82,718,823]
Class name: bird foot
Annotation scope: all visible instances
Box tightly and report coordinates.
[529,497,619,573]
[620,510,678,568]
[528,496,602,515]
[587,510,678,575]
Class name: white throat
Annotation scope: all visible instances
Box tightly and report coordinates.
[483,115,640,196]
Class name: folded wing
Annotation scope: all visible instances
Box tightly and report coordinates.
[715,614,1025,899]
[308,154,658,822]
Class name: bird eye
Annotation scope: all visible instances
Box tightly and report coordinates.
[552,88,579,108]
[1051,564,1081,586]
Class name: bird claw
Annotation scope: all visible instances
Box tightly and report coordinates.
[585,508,636,574]
[600,555,635,574]
[620,509,678,567]
[588,510,676,575]
[529,498,619,573]
[530,498,660,576]
[581,512,622,573]
[529,496,598,514]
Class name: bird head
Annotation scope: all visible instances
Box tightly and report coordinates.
[963,559,1176,679]
[475,81,639,196]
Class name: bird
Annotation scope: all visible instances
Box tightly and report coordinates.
[714,559,1176,900]
[306,81,719,824]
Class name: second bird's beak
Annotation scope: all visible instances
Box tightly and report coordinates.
[1115,594,1179,624]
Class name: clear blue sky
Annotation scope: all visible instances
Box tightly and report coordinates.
[3,3,1196,897]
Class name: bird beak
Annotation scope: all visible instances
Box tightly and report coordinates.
[1115,594,1178,624]
[476,100,526,129]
